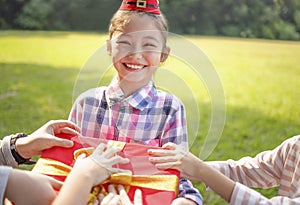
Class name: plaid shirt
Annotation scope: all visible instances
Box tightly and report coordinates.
[69,79,202,204]
[209,135,300,205]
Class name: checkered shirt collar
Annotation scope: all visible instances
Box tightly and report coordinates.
[106,78,155,110]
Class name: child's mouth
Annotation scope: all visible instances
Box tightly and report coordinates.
[124,63,145,71]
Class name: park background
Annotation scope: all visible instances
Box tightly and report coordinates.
[1,0,300,204]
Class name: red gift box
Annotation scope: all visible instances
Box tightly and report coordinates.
[32,134,180,205]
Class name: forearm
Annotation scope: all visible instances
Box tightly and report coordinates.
[53,171,94,205]
[196,161,235,202]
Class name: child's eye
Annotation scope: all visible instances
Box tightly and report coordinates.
[117,41,130,45]
[144,43,157,48]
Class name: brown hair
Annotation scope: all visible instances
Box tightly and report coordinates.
[108,10,169,46]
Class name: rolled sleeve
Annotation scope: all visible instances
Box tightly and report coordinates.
[178,178,203,205]
[230,182,267,205]
[0,136,18,167]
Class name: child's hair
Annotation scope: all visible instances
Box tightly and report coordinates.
[108,10,169,47]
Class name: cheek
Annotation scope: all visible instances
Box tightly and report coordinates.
[111,48,127,64]
[147,52,163,65]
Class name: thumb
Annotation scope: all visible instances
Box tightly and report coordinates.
[162,142,177,150]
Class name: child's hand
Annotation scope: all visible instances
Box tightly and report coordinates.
[99,185,143,205]
[90,143,131,174]
[148,142,202,181]
[74,143,131,186]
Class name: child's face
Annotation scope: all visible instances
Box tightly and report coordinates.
[108,14,169,85]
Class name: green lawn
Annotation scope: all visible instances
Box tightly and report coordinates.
[1,31,300,204]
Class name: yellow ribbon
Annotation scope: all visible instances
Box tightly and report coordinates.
[33,158,179,194]
[104,173,179,194]
[32,158,72,176]
[107,140,126,150]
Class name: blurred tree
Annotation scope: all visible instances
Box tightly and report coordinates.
[15,0,53,30]
[0,0,29,29]
[48,0,118,30]
[1,0,299,40]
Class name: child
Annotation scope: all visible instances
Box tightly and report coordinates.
[69,0,202,204]
[148,135,300,204]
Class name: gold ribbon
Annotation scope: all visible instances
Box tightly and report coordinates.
[33,157,179,195]
[104,173,179,194]
[32,158,72,176]
[107,140,126,150]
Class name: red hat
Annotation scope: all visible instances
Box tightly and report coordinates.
[119,0,160,15]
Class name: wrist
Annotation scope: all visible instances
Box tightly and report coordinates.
[72,159,110,185]
[184,153,207,182]
[10,133,35,165]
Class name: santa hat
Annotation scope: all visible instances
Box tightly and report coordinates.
[119,0,160,15]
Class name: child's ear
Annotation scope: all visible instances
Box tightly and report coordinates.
[106,39,112,56]
[161,46,170,62]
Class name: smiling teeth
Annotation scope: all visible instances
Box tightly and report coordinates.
[126,64,144,70]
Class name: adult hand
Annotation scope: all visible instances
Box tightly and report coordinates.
[148,142,202,181]
[5,169,62,205]
[149,143,236,203]
[15,120,80,159]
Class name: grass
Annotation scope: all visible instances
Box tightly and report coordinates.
[1,30,300,204]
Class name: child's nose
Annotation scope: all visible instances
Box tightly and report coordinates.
[129,47,143,59]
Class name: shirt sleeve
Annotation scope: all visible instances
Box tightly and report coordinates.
[207,138,289,189]
[178,178,203,205]
[68,88,101,135]
[162,99,203,204]
[161,100,188,148]
[68,94,84,125]
[0,136,18,167]
[0,166,13,205]
[208,136,300,189]
[231,182,300,205]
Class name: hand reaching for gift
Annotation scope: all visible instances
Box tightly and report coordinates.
[74,143,132,186]
[16,120,80,159]
[148,142,201,181]
[53,143,132,205]
[99,185,143,205]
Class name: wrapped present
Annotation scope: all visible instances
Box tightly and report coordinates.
[32,134,180,205]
